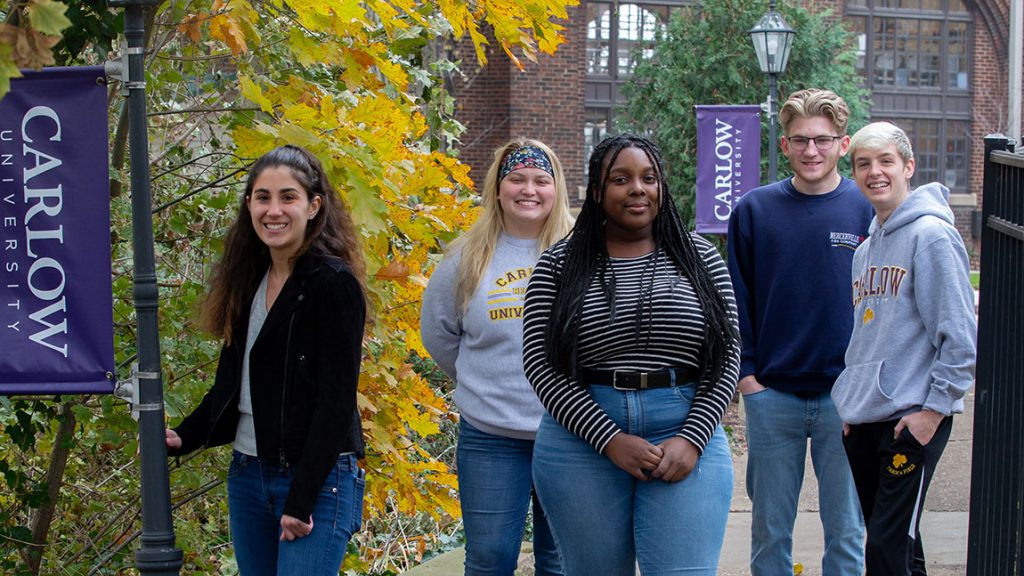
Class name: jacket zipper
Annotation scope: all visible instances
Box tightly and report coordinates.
[279,314,295,467]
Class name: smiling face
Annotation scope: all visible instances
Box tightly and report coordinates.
[852,142,915,223]
[246,165,322,261]
[498,166,556,238]
[600,146,660,244]
[781,115,849,194]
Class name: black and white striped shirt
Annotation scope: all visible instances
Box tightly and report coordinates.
[522,235,740,454]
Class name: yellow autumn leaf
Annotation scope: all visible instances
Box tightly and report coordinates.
[209,1,249,55]
[238,74,274,113]
[276,123,322,151]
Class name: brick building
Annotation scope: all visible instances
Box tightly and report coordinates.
[452,0,1018,259]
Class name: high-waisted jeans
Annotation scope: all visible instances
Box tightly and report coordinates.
[532,383,733,576]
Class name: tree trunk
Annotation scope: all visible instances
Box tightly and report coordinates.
[26,402,76,575]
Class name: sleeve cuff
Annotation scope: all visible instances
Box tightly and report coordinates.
[923,386,956,416]
[677,426,710,455]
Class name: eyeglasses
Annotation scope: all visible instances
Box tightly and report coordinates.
[786,135,843,151]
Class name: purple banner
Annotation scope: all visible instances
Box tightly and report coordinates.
[695,105,761,234]
[1,67,114,395]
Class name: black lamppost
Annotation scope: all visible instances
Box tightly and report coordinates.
[748,0,795,183]
[107,0,183,574]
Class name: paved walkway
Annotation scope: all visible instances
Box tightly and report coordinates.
[404,393,974,575]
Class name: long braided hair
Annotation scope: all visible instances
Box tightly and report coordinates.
[543,134,737,392]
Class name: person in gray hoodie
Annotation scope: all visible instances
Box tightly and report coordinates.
[420,138,574,576]
[832,122,976,575]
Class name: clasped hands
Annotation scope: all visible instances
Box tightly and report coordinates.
[604,433,698,483]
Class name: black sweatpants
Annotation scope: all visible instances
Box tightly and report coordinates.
[843,416,953,576]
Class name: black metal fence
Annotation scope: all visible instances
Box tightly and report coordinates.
[967,135,1024,576]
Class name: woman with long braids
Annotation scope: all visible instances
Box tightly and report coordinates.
[166,145,367,575]
[421,138,573,575]
[522,134,740,575]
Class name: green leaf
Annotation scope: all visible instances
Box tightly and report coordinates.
[27,0,73,36]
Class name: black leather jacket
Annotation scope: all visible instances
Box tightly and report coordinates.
[170,251,366,519]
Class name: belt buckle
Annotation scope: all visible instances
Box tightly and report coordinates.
[612,371,648,391]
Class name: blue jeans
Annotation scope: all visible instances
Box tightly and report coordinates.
[227,451,365,576]
[532,384,733,576]
[457,418,562,576]
[743,388,864,576]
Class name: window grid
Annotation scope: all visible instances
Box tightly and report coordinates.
[848,0,968,12]
[586,3,612,76]
[584,108,611,181]
[585,0,696,155]
[847,1,971,194]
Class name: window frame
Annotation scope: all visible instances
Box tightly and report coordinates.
[847,0,973,195]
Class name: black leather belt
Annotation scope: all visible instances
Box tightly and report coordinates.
[581,366,700,391]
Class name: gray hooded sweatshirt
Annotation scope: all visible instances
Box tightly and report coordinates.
[832,182,976,425]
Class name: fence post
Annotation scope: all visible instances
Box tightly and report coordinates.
[966,134,1020,576]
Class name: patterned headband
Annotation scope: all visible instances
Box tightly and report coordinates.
[498,145,554,181]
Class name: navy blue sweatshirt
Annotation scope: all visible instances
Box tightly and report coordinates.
[726,177,873,394]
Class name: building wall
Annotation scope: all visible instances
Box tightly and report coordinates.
[799,0,1010,262]
[452,9,587,197]
[452,0,1015,261]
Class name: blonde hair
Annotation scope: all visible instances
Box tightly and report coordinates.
[450,138,574,314]
[849,121,915,165]
[779,89,851,136]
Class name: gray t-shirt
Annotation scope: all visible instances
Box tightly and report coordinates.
[233,271,269,456]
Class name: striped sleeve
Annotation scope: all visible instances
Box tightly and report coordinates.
[675,236,741,451]
[522,245,623,453]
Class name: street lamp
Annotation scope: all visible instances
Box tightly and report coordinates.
[749,0,795,182]
[107,0,183,574]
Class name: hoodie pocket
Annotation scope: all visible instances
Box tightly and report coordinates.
[831,360,895,425]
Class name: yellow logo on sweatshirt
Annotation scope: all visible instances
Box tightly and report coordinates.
[862,307,875,326]
[487,267,532,321]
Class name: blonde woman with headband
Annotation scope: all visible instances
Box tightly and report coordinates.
[421,138,573,575]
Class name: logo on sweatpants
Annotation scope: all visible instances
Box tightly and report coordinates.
[887,453,917,476]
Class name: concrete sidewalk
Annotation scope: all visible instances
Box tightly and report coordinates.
[405,392,974,575]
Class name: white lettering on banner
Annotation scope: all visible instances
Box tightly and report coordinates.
[27,297,66,355]
[21,106,62,144]
[17,106,69,357]
[713,119,735,221]
[28,257,65,301]
[1,154,12,166]
[0,130,12,142]
[7,320,18,331]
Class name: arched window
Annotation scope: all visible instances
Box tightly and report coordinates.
[847,0,972,194]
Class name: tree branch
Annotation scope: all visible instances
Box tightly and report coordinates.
[148,106,260,117]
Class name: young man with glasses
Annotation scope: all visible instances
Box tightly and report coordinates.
[727,89,873,576]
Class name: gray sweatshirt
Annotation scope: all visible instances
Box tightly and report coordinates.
[832,182,977,425]
[420,234,545,439]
